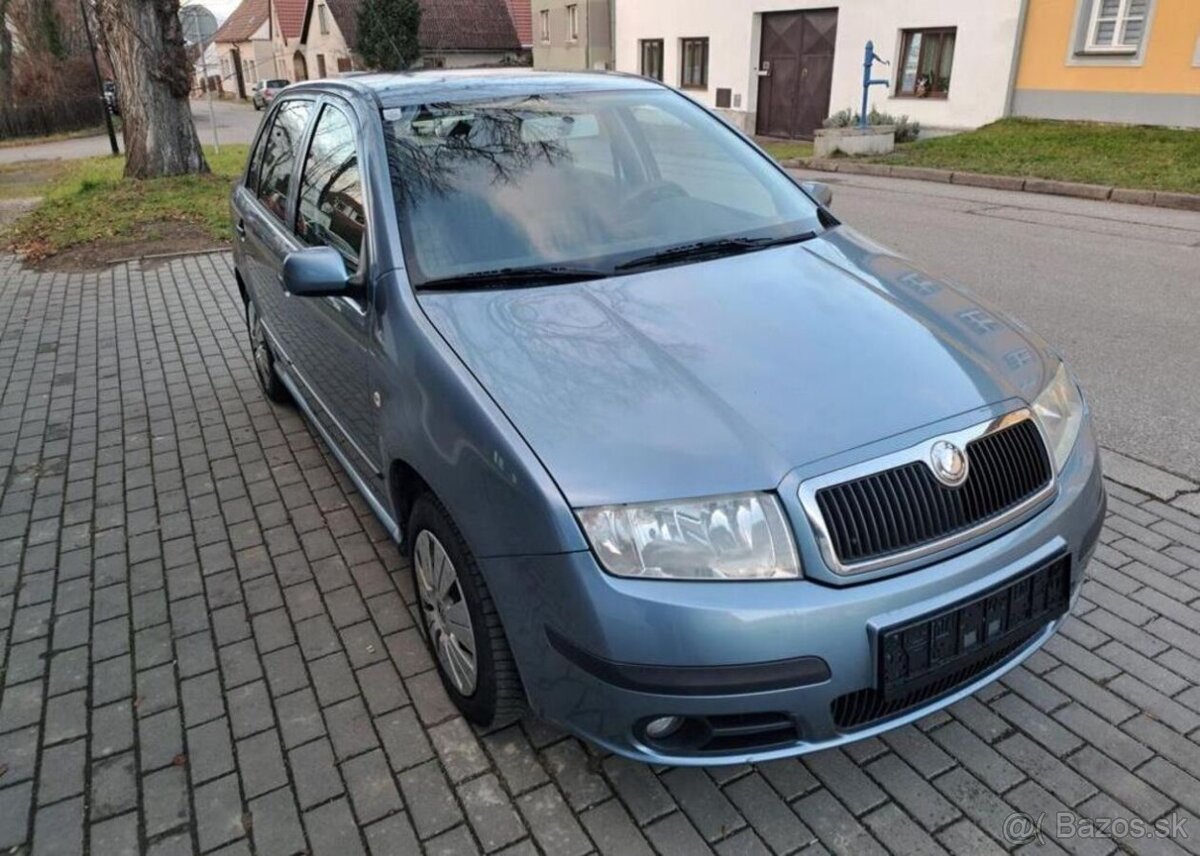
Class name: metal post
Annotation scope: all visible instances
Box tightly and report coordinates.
[79,0,119,155]
[860,40,890,130]
[204,36,220,153]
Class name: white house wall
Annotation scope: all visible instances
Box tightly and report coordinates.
[613,0,1025,131]
[304,8,357,78]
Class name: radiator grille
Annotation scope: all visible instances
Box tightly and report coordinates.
[815,418,1051,567]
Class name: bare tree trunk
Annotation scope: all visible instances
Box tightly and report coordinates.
[0,0,14,108]
[93,0,208,178]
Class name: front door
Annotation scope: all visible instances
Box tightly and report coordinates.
[288,100,381,487]
[756,9,838,139]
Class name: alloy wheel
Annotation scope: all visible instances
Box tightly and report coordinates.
[414,529,478,696]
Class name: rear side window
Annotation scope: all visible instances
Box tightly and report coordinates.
[245,120,270,193]
[255,100,313,222]
[296,104,365,265]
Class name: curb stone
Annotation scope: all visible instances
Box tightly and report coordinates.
[791,157,1200,212]
[1100,448,1198,501]
[949,172,1026,192]
[1152,191,1200,212]
[1024,178,1112,201]
[1110,187,1156,206]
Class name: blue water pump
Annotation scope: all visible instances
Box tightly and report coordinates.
[860,41,890,129]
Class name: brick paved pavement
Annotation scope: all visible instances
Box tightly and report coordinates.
[2,251,1200,856]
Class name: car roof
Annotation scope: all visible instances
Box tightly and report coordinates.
[282,69,663,109]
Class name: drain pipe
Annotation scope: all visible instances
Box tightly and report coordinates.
[1004,0,1032,117]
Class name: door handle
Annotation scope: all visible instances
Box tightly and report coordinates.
[235,220,247,239]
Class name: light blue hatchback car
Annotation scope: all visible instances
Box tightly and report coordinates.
[231,69,1106,764]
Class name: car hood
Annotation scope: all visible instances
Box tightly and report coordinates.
[419,227,1054,507]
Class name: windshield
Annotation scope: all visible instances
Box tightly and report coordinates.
[266,80,288,89]
[383,89,822,286]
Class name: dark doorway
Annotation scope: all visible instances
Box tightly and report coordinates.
[756,9,838,139]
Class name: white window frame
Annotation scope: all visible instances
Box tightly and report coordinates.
[567,4,579,42]
[539,9,549,43]
[1084,0,1145,54]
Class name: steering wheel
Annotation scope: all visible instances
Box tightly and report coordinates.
[621,181,687,215]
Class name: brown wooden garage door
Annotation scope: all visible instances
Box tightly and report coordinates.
[756,9,838,139]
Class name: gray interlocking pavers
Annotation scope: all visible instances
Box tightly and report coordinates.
[2,253,1200,853]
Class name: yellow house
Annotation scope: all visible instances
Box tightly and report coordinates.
[1012,0,1200,127]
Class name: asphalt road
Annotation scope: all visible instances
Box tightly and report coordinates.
[788,169,1200,482]
[0,97,263,164]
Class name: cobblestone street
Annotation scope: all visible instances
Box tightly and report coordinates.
[3,251,1200,855]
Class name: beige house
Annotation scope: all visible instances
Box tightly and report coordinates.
[212,0,309,97]
[297,0,527,77]
[300,0,361,77]
[213,0,277,97]
[532,0,612,69]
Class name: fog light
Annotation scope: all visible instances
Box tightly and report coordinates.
[644,716,684,740]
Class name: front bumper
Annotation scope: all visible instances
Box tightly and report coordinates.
[482,424,1105,765]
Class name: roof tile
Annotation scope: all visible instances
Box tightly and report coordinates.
[213,0,270,43]
[325,0,521,55]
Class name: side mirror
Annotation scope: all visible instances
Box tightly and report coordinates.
[282,246,352,298]
[800,180,834,208]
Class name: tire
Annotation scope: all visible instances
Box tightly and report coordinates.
[408,493,526,727]
[246,299,291,404]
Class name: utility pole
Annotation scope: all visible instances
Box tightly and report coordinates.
[180,3,220,153]
[79,0,120,155]
[203,35,219,153]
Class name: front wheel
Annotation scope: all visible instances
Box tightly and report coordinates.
[408,494,525,727]
[246,300,291,404]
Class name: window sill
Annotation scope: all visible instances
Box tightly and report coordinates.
[1077,46,1138,56]
[892,92,949,100]
[680,85,708,91]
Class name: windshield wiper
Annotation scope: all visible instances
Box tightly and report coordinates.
[614,231,818,273]
[417,265,610,291]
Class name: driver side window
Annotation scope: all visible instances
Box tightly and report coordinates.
[295,104,366,269]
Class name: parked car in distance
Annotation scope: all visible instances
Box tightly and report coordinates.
[251,79,290,110]
[231,70,1105,765]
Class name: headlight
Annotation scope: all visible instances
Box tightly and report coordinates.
[577,493,800,580]
[1032,361,1084,472]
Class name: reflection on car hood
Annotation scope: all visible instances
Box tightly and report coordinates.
[420,228,1053,507]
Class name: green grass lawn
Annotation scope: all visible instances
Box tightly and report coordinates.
[758,139,814,162]
[867,119,1200,194]
[0,160,68,201]
[6,144,247,259]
